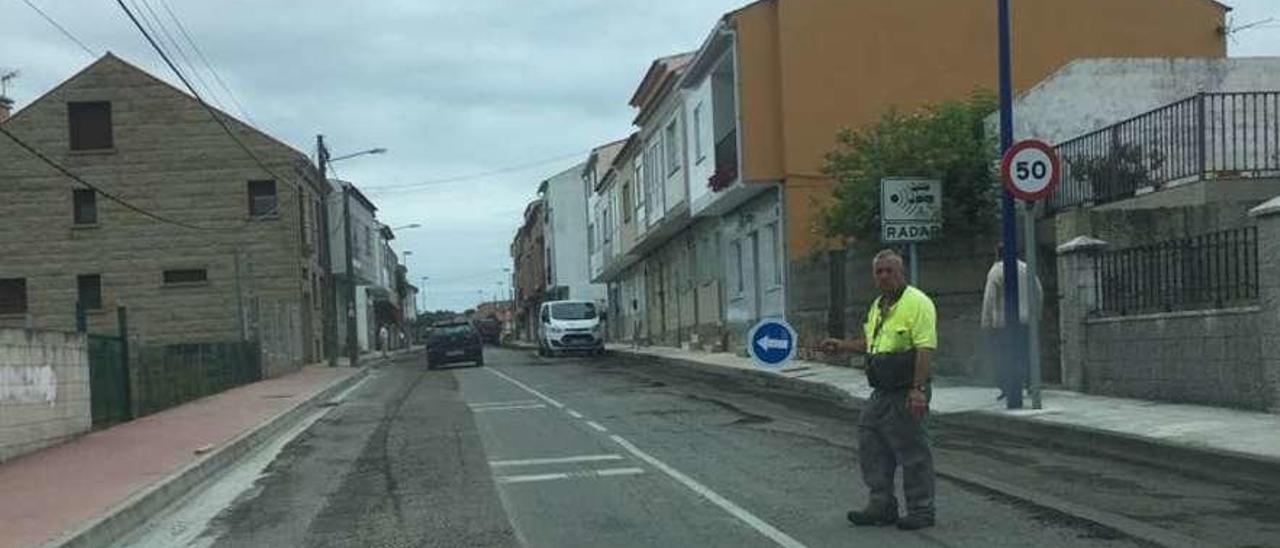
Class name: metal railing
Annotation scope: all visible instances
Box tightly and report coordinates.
[1094,227,1258,316]
[1052,92,1280,211]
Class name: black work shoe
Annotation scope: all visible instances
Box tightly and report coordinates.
[896,514,935,531]
[847,506,898,526]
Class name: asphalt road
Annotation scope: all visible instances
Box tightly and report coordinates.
[119,347,1280,548]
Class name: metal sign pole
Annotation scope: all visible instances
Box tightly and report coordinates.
[1024,202,1043,409]
[997,0,1023,410]
[909,242,919,286]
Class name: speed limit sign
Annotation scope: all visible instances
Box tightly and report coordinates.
[1001,139,1061,202]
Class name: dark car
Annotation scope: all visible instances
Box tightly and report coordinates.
[426,321,484,369]
[474,317,502,345]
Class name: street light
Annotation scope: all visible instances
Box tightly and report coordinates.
[328,147,387,164]
[316,137,387,368]
[390,223,421,231]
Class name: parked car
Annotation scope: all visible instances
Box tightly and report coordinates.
[537,300,605,356]
[426,321,484,369]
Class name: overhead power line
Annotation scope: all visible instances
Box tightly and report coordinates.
[157,0,256,126]
[0,124,223,231]
[19,0,96,58]
[115,0,307,219]
[134,0,223,112]
[361,149,591,194]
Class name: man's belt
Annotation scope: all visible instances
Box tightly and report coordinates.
[866,350,915,389]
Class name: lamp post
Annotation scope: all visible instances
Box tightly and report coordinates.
[317,137,386,367]
[314,138,384,368]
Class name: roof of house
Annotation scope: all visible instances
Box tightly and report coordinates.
[628,51,696,110]
[333,180,378,212]
[3,53,323,191]
[586,138,627,191]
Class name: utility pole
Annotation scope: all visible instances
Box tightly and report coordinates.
[318,135,339,367]
[343,183,359,367]
[997,0,1023,409]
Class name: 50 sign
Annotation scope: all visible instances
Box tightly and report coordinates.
[1001,139,1060,202]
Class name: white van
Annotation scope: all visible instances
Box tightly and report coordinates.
[537,300,605,356]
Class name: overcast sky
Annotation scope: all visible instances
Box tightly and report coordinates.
[4,0,1279,311]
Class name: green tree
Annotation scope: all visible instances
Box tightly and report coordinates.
[820,91,999,244]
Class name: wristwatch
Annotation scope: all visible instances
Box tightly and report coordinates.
[910,384,926,392]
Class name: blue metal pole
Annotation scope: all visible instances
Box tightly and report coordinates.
[998,0,1023,409]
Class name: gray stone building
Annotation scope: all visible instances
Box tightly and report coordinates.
[0,54,329,377]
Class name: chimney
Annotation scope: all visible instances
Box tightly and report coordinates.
[0,96,12,123]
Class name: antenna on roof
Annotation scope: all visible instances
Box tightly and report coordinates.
[0,70,18,98]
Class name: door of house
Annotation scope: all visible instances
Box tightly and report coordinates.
[88,333,131,428]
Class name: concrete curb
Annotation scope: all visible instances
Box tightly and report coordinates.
[43,366,372,548]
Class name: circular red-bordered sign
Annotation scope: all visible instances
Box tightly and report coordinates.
[1001,139,1061,202]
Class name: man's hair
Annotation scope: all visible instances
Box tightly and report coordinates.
[872,249,904,269]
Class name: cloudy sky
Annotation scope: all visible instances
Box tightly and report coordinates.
[4,0,1279,311]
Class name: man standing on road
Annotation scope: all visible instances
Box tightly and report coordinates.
[822,249,937,531]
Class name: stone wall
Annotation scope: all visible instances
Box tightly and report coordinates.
[0,329,90,463]
[1083,308,1268,409]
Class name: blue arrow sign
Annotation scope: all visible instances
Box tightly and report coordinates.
[747,318,797,369]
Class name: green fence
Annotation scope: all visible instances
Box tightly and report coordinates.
[88,334,132,428]
[133,341,262,416]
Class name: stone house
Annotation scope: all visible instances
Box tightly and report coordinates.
[0,54,329,377]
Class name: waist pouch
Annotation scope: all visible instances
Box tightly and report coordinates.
[866,350,915,389]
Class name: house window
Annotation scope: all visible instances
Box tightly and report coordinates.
[764,223,781,286]
[732,240,744,294]
[163,269,207,285]
[73,189,97,225]
[77,274,102,310]
[622,182,632,222]
[0,278,27,314]
[248,180,277,217]
[693,103,705,164]
[665,119,680,175]
[68,101,113,151]
[632,159,644,214]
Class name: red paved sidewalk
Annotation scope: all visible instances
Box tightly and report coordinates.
[0,365,361,548]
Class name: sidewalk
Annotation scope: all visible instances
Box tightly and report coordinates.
[0,362,369,548]
[578,342,1280,483]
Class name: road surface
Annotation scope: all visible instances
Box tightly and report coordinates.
[116,347,1279,548]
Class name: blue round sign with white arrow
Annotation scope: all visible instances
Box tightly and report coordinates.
[747,318,798,370]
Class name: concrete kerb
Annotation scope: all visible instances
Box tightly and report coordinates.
[43,366,372,548]
[610,347,1279,547]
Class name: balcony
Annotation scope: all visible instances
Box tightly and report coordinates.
[1051,92,1280,212]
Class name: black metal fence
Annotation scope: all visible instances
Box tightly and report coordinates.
[1052,92,1280,211]
[133,341,262,416]
[1094,227,1259,316]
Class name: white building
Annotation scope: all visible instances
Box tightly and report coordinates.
[541,160,606,304]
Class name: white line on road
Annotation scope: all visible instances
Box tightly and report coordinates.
[609,435,809,548]
[566,409,584,419]
[471,404,548,412]
[585,421,608,433]
[489,454,625,467]
[497,467,645,484]
[330,373,374,403]
[487,368,566,408]
[469,399,540,409]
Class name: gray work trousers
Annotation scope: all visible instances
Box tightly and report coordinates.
[857,387,935,518]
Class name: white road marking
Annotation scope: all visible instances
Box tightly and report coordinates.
[489,454,625,467]
[487,368,566,408]
[585,421,608,433]
[609,435,809,548]
[469,399,539,409]
[330,373,373,403]
[471,404,548,412]
[566,409,584,419]
[497,467,645,485]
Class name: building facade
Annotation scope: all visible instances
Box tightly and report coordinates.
[511,199,547,341]
[0,54,329,376]
[590,0,1229,358]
